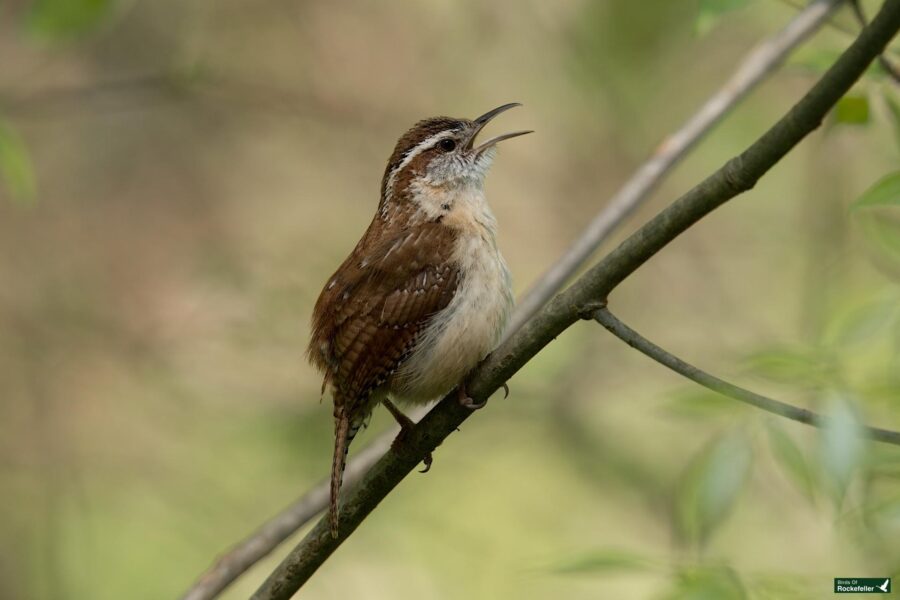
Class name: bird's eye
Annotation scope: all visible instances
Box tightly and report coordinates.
[438,138,457,152]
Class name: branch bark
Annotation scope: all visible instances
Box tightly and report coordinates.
[249,2,900,598]
[593,308,900,445]
[850,0,900,83]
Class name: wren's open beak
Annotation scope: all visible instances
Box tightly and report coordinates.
[467,102,532,154]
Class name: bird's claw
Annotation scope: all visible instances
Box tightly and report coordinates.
[457,380,489,409]
[501,382,510,399]
[419,452,433,473]
[391,424,434,474]
[459,395,487,410]
[384,399,434,473]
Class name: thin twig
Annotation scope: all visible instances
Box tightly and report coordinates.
[249,2,900,597]
[502,0,844,342]
[593,308,900,445]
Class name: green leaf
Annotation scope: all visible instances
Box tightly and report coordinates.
[26,0,116,39]
[833,95,870,125]
[856,374,900,410]
[749,573,820,600]
[885,93,900,152]
[789,47,844,75]
[819,394,866,504]
[675,430,753,546]
[864,497,900,541]
[821,294,899,347]
[663,388,745,420]
[766,422,816,501]
[696,0,751,35]
[866,444,900,479]
[852,171,900,210]
[551,548,653,575]
[742,346,828,386]
[660,566,748,600]
[855,211,900,275]
[0,120,37,206]
[789,48,882,79]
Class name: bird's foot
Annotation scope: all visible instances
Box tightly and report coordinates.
[384,399,433,473]
[419,452,433,473]
[457,380,507,407]
[458,382,486,410]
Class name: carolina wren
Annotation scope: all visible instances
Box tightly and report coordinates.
[308,103,530,537]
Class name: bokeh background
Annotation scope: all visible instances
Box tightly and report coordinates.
[1,0,899,598]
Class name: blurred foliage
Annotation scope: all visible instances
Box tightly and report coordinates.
[743,344,836,387]
[696,0,753,36]
[26,0,119,40]
[788,46,888,80]
[853,170,900,208]
[663,387,751,420]
[550,547,655,575]
[675,430,753,547]
[853,167,900,279]
[833,94,871,124]
[766,421,817,502]
[0,119,36,205]
[659,566,748,600]
[0,0,899,599]
[820,394,867,504]
[886,92,900,146]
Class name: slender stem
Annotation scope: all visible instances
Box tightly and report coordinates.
[503,0,843,341]
[593,308,900,445]
[250,2,900,598]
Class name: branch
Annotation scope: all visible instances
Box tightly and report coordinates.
[179,4,846,598]
[502,0,844,341]
[850,0,900,83]
[593,308,900,445]
[250,1,900,597]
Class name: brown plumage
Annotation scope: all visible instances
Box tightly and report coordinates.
[308,104,530,537]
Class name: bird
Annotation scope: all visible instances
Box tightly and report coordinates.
[307,103,530,538]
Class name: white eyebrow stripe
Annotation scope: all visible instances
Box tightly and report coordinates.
[382,130,456,210]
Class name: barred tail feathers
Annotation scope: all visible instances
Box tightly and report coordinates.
[330,410,362,538]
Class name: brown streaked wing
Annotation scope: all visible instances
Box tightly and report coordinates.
[310,222,459,413]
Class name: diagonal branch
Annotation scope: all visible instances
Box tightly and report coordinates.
[178,4,847,599]
[249,2,900,598]
[593,308,900,445]
[503,0,844,341]
[850,0,900,83]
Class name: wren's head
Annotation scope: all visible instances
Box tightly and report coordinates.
[379,103,531,215]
